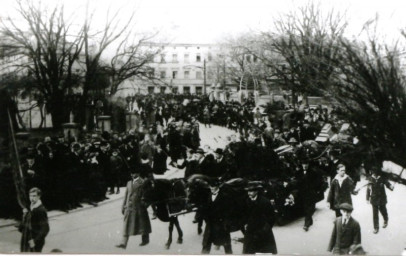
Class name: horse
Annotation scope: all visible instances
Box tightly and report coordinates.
[141,178,188,249]
[186,175,249,235]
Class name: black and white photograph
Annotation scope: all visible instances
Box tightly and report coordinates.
[1,0,406,254]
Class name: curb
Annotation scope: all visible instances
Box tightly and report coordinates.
[0,195,124,229]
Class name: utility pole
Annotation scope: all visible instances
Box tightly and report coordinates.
[223,58,226,89]
[203,59,206,95]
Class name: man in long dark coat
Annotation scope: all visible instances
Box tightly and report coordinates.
[116,170,151,249]
[298,160,325,231]
[201,180,232,254]
[243,182,277,254]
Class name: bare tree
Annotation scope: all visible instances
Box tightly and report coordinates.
[257,2,347,105]
[108,35,161,95]
[1,0,84,128]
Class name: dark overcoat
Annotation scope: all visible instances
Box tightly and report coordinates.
[327,175,355,210]
[243,195,277,254]
[202,191,231,247]
[20,204,50,252]
[366,175,393,206]
[122,178,151,236]
[328,216,361,253]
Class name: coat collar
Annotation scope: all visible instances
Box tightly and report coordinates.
[30,200,42,210]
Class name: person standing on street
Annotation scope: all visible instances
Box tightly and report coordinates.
[243,181,277,254]
[116,170,151,249]
[201,179,233,254]
[20,187,50,252]
[366,167,394,234]
[327,163,358,217]
[327,203,362,255]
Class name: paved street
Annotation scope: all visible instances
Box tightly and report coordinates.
[1,124,406,254]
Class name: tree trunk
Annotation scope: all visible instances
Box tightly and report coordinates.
[48,91,67,130]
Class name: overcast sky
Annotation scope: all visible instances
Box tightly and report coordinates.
[1,0,406,44]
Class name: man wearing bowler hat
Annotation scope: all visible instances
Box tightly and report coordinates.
[243,181,277,254]
[201,178,233,254]
[328,203,362,255]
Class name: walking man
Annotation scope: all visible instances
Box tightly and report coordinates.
[20,187,50,252]
[366,167,394,234]
[201,179,233,254]
[327,203,361,255]
[243,181,277,254]
[116,170,151,249]
[327,163,358,217]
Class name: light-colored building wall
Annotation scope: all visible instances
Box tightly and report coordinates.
[128,42,229,95]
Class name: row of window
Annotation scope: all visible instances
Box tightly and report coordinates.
[148,86,203,94]
[159,52,213,63]
[158,53,257,63]
[160,70,208,79]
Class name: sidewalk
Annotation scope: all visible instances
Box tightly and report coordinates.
[0,164,184,229]
[0,190,125,229]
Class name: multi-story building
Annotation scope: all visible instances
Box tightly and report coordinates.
[130,42,238,95]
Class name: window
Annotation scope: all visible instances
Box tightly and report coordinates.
[246,55,251,63]
[196,71,202,79]
[160,87,166,93]
[208,52,212,61]
[160,54,166,63]
[184,54,189,63]
[183,86,190,94]
[172,71,178,79]
[148,87,155,94]
[160,71,166,79]
[196,87,202,95]
[184,70,190,79]
[196,53,201,62]
[253,55,258,62]
[172,87,178,94]
[148,68,155,78]
[207,72,213,79]
[172,54,178,63]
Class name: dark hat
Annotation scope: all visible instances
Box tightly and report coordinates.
[208,178,221,187]
[100,141,108,147]
[195,148,205,154]
[140,153,149,160]
[26,153,36,159]
[245,181,263,191]
[339,203,353,212]
[130,168,139,174]
[71,142,81,150]
[215,148,223,155]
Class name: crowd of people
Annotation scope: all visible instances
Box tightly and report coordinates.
[0,92,396,254]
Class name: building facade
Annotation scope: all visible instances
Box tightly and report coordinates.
[129,42,237,95]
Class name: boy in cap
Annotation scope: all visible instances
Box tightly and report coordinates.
[328,203,361,255]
